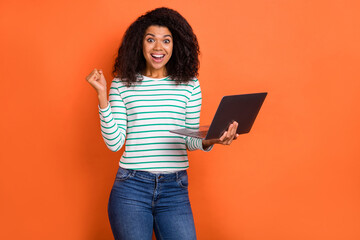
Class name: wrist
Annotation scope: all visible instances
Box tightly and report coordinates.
[97,91,107,100]
[202,139,213,150]
[97,89,107,98]
[98,93,108,109]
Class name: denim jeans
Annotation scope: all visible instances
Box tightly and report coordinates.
[108,167,197,240]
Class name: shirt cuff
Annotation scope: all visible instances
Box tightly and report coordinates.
[98,102,111,113]
[201,143,214,152]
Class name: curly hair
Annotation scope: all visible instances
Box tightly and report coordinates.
[112,7,200,86]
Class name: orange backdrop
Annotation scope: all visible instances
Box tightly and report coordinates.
[1,0,359,239]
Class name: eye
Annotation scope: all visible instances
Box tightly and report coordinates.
[163,39,171,44]
[146,38,155,43]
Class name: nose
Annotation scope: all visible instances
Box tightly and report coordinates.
[154,41,162,51]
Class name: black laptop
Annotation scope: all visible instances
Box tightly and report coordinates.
[169,92,267,140]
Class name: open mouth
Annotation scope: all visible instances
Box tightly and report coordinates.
[151,54,165,62]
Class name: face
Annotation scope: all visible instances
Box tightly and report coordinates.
[142,25,173,76]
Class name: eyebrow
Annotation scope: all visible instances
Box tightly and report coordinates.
[145,33,172,38]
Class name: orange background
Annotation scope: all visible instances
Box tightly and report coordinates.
[1,0,360,239]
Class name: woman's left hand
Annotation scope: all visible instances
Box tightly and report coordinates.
[202,121,239,149]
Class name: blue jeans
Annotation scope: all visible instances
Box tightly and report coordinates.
[108,167,197,240]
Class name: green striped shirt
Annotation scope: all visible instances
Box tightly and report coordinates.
[99,75,211,172]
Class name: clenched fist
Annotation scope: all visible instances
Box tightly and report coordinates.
[86,68,107,94]
[86,68,108,109]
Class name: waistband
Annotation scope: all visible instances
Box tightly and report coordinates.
[120,167,187,182]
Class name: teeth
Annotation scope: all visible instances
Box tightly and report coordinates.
[152,54,164,58]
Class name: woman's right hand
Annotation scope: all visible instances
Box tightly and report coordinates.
[86,68,108,109]
[86,68,107,94]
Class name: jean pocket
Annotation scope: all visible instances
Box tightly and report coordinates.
[115,167,131,181]
[177,172,189,189]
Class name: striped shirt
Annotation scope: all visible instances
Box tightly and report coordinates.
[99,75,212,172]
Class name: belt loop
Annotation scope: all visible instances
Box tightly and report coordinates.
[131,169,136,177]
[176,171,179,181]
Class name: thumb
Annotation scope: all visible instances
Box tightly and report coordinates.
[99,70,106,81]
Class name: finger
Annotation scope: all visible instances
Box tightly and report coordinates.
[234,134,239,140]
[94,72,100,80]
[220,134,231,145]
[231,122,238,137]
[227,122,233,131]
[100,71,106,81]
[226,128,233,143]
[86,68,100,82]
[99,70,105,79]
[222,139,231,145]
[88,72,100,84]
[226,125,234,139]
[219,131,227,142]
[231,122,238,139]
[223,124,231,138]
[90,80,102,89]
[222,138,229,145]
[224,123,237,144]
[86,73,96,82]
[86,71,95,81]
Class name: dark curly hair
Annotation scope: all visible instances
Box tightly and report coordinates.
[112,7,200,86]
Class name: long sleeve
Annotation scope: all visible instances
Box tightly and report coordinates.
[99,81,127,152]
[184,79,213,152]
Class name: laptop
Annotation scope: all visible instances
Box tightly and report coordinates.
[169,92,267,140]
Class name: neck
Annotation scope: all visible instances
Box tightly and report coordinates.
[143,67,167,79]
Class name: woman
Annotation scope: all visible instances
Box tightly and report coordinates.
[86,7,238,240]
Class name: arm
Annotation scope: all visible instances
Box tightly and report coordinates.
[98,81,127,152]
[86,69,127,152]
[184,79,213,151]
[184,78,239,150]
